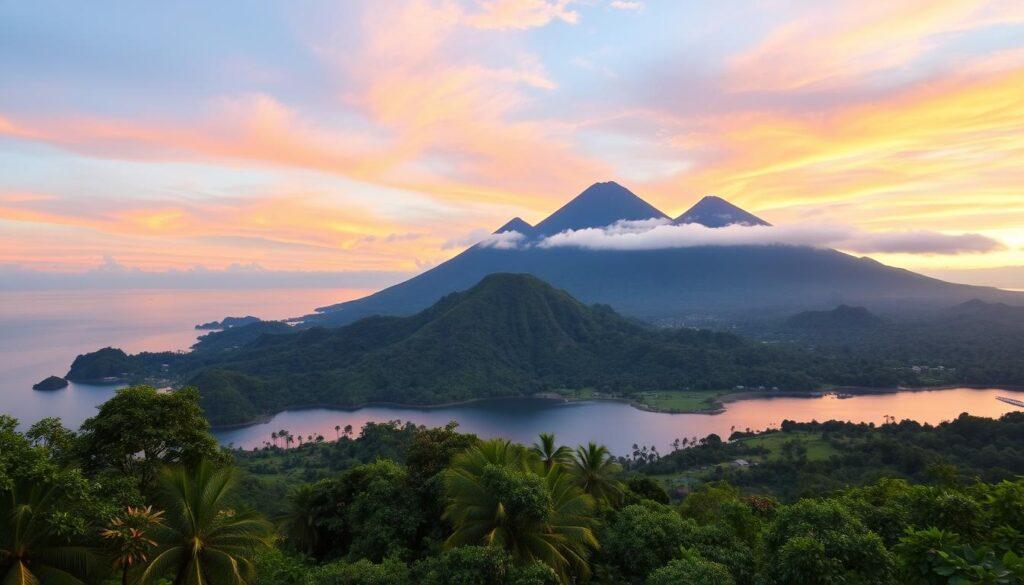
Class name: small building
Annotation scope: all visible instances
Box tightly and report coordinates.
[732,459,750,467]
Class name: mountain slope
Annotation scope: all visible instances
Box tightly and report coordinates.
[531,181,668,236]
[308,244,1019,327]
[494,217,533,235]
[303,182,1022,327]
[946,299,1024,323]
[675,195,770,227]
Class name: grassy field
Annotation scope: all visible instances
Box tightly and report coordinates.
[733,431,839,462]
[632,390,725,413]
[551,388,603,400]
[550,388,726,413]
[650,431,843,496]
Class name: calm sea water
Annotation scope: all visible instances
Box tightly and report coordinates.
[0,288,367,429]
[2,289,1022,456]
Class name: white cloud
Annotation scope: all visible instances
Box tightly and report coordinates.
[478,230,528,249]
[842,231,1003,255]
[528,220,1004,255]
[609,1,643,10]
[465,0,579,30]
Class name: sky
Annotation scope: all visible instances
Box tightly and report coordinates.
[3,0,1024,289]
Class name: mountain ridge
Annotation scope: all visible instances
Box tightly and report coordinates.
[302,182,1023,327]
[530,181,668,236]
[675,195,770,227]
[494,217,533,235]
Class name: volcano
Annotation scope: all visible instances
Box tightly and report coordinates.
[675,195,770,227]
[303,182,1021,326]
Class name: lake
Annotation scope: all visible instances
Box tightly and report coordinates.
[216,388,1024,456]
[3,289,1023,456]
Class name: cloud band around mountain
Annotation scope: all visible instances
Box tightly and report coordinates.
[485,219,1003,255]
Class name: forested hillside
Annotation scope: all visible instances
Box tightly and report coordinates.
[65,277,1024,427]
[69,275,842,425]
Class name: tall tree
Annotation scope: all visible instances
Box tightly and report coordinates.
[140,461,273,585]
[532,433,572,471]
[278,484,318,555]
[444,439,599,583]
[570,442,624,506]
[0,480,95,584]
[77,386,222,488]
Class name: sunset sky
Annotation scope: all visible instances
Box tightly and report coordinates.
[3,1,1024,288]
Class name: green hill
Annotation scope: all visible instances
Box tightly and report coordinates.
[68,274,831,425]
[785,305,884,331]
[186,273,821,424]
[78,274,1024,427]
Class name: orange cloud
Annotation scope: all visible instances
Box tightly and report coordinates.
[464,0,578,30]
[0,184,494,274]
[5,0,1024,277]
[616,58,1024,274]
[1,0,608,224]
[0,96,400,179]
[728,0,1024,91]
[707,69,1024,207]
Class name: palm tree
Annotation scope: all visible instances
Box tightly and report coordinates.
[278,484,318,555]
[101,505,165,585]
[444,439,598,583]
[139,461,274,585]
[0,480,94,584]
[334,425,340,440]
[570,442,624,506]
[270,431,278,448]
[532,433,572,470]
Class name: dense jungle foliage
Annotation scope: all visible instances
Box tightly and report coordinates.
[3,384,1023,584]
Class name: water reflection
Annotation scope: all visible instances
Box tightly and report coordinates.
[215,388,1024,456]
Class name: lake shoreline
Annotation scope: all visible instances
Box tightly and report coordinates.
[211,395,547,430]
[212,384,1024,430]
[534,391,727,415]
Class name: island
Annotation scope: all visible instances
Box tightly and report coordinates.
[32,375,69,391]
[195,316,262,330]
